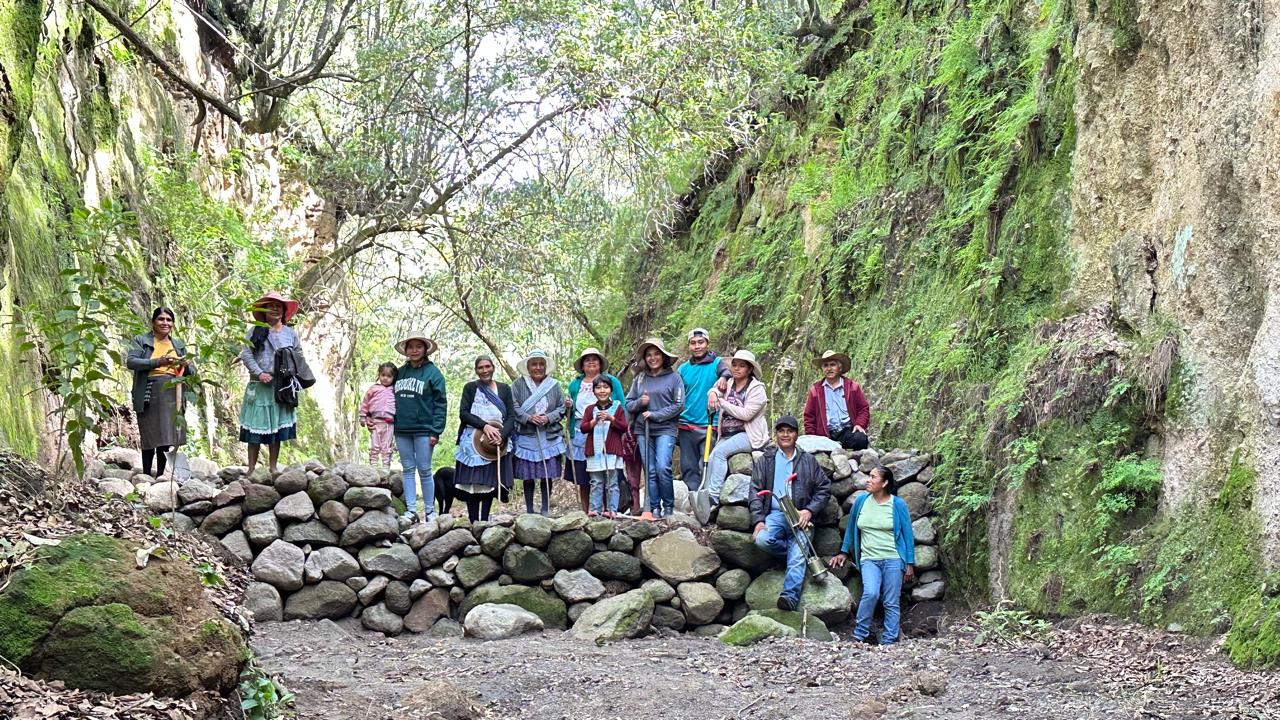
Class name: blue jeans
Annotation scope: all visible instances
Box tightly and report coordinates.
[395,434,435,518]
[638,433,676,515]
[588,470,620,513]
[855,558,904,644]
[754,510,807,603]
[706,431,753,502]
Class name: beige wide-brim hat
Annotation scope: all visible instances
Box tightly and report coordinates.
[517,349,556,377]
[813,350,851,375]
[471,420,504,462]
[635,337,678,362]
[574,348,609,375]
[728,349,764,378]
[395,332,438,357]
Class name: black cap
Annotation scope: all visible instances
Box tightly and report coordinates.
[774,415,799,431]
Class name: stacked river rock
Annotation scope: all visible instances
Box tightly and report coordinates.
[88,439,943,644]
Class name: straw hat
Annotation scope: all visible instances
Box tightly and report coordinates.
[813,350,851,375]
[518,349,556,377]
[574,348,609,375]
[727,349,764,378]
[395,332,438,357]
[251,291,299,323]
[471,420,504,462]
[635,337,678,362]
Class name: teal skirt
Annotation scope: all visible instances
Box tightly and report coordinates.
[238,381,298,445]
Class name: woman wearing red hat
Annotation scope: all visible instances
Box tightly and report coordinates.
[238,291,301,475]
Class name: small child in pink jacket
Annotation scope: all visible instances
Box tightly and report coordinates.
[359,363,398,467]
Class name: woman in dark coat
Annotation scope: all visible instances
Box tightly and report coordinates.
[125,307,196,478]
[453,356,516,522]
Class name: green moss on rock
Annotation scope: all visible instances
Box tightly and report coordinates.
[0,533,245,693]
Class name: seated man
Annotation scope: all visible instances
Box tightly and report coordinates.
[749,415,831,611]
[802,350,870,450]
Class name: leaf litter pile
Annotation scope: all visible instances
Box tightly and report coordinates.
[0,451,251,719]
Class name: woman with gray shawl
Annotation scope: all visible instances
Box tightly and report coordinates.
[512,350,566,515]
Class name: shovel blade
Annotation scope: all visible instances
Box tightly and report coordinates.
[692,490,713,526]
[167,450,191,481]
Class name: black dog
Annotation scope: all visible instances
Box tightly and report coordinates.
[433,466,455,517]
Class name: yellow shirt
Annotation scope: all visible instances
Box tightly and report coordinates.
[149,338,179,377]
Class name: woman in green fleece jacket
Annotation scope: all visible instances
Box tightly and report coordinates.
[393,331,447,522]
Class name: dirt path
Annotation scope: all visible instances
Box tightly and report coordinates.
[252,616,1278,719]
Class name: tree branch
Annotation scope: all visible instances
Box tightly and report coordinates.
[83,0,243,124]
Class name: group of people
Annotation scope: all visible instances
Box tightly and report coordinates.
[126,294,914,644]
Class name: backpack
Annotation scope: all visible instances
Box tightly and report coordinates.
[272,347,304,408]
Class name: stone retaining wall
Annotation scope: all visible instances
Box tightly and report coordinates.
[89,439,944,642]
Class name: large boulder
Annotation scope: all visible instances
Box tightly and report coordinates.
[551,512,590,532]
[274,491,316,522]
[143,482,180,512]
[513,514,554,548]
[638,528,721,583]
[344,486,393,509]
[720,614,798,646]
[744,570,852,623]
[341,510,400,546]
[897,482,931,519]
[583,551,642,583]
[243,511,281,547]
[242,582,283,622]
[641,578,676,604]
[200,506,243,537]
[546,530,594,568]
[502,545,556,583]
[309,547,361,581]
[796,435,842,454]
[714,569,751,601]
[719,473,752,504]
[307,472,349,506]
[358,545,421,580]
[345,464,382,487]
[417,528,477,567]
[242,484,281,514]
[553,569,606,603]
[454,555,502,588]
[177,480,218,505]
[480,525,515,557]
[318,500,350,532]
[886,455,929,485]
[0,534,243,695]
[914,545,939,571]
[251,540,305,591]
[362,602,405,635]
[748,609,833,641]
[708,530,777,573]
[464,603,544,640]
[404,589,452,633]
[567,589,654,643]
[283,581,359,620]
[457,583,567,629]
[676,582,724,625]
[273,468,310,495]
[585,519,616,542]
[714,505,752,532]
[912,516,936,545]
[219,531,254,563]
[283,519,340,547]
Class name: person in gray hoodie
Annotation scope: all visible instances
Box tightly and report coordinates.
[625,338,685,517]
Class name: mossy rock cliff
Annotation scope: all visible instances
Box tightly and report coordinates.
[0,533,245,695]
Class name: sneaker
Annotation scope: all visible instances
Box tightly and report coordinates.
[777,595,799,612]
